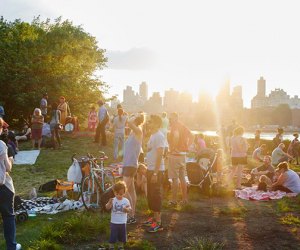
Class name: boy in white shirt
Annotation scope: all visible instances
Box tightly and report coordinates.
[105,181,131,250]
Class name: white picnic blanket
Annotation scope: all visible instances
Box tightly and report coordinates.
[235,187,298,201]
[14,150,40,165]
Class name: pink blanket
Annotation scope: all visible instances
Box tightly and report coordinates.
[235,187,297,201]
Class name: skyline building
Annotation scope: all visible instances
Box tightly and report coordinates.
[139,81,148,102]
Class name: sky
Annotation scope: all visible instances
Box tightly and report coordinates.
[2,0,300,107]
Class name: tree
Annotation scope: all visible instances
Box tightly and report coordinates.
[0,16,107,125]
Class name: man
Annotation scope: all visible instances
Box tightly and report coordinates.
[144,115,165,233]
[94,100,109,146]
[271,143,293,167]
[252,144,267,163]
[247,156,275,185]
[40,93,48,121]
[0,118,21,250]
[167,112,193,205]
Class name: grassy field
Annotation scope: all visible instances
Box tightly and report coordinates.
[1,133,300,249]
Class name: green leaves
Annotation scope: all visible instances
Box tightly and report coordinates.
[0,16,107,124]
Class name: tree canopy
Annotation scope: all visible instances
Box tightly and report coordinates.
[0,16,107,125]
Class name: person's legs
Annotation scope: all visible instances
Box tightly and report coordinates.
[178,166,188,202]
[236,165,244,189]
[171,178,179,203]
[37,138,42,149]
[123,176,136,218]
[94,122,101,143]
[0,186,16,250]
[100,124,107,146]
[31,139,35,149]
[55,128,61,147]
[113,134,120,160]
[168,155,179,203]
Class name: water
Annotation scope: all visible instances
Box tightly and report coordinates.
[193,130,296,141]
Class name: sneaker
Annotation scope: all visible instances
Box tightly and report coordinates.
[127,217,136,224]
[148,222,163,233]
[142,217,154,226]
[16,243,22,250]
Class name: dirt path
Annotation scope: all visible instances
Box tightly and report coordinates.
[127,197,300,250]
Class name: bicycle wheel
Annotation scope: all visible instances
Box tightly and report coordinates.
[81,174,102,212]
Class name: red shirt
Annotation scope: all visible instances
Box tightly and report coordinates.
[169,121,191,152]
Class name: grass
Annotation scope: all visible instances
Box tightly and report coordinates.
[217,206,247,218]
[126,239,156,250]
[180,237,224,250]
[276,196,300,213]
[281,214,300,227]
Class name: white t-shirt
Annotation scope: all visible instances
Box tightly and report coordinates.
[146,130,165,171]
[111,197,131,224]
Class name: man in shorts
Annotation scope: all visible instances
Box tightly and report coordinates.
[167,112,193,205]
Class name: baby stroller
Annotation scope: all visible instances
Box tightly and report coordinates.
[186,151,218,195]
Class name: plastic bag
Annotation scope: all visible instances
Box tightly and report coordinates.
[67,158,82,183]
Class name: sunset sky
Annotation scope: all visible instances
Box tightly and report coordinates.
[2,0,300,107]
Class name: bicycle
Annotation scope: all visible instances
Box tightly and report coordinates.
[80,151,115,212]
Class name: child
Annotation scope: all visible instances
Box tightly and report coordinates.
[88,106,97,131]
[257,175,273,192]
[136,163,147,197]
[105,181,131,250]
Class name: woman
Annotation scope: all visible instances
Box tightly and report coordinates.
[272,162,300,193]
[57,96,69,126]
[31,108,44,150]
[49,102,62,149]
[88,106,98,132]
[228,126,249,189]
[0,118,21,250]
[112,108,127,160]
[15,124,31,145]
[122,112,144,224]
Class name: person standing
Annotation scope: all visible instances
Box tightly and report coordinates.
[112,108,127,160]
[0,118,21,250]
[87,106,98,132]
[49,103,62,149]
[228,126,249,189]
[57,96,70,126]
[31,108,44,150]
[40,93,48,122]
[168,112,193,205]
[144,115,165,233]
[94,100,109,146]
[122,113,144,224]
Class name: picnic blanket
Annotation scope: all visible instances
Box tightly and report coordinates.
[14,150,40,165]
[19,197,83,215]
[235,187,298,201]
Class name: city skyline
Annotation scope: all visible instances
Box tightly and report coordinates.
[117,77,299,110]
[3,1,300,108]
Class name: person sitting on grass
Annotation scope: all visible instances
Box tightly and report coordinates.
[252,144,267,163]
[271,162,300,193]
[271,143,294,167]
[246,156,275,186]
[105,181,132,250]
[135,163,147,197]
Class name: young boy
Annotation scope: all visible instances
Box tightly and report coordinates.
[105,181,132,250]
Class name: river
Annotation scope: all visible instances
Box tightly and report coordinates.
[193,130,296,141]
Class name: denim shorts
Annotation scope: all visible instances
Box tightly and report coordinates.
[147,171,164,212]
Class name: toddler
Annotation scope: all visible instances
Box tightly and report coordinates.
[105,181,131,250]
[136,163,147,196]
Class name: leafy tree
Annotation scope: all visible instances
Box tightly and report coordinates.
[0,16,107,125]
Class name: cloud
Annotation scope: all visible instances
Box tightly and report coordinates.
[106,47,157,70]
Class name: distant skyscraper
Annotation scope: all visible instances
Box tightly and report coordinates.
[123,86,136,105]
[257,77,266,97]
[139,81,148,101]
[231,85,243,109]
[164,88,179,112]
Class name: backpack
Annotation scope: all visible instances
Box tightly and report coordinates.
[38,180,58,192]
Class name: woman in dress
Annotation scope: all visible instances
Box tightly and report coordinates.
[31,108,44,150]
[228,126,249,189]
[49,102,62,149]
[57,96,69,126]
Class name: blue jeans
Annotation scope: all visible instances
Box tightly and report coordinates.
[113,133,124,160]
[0,185,16,250]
